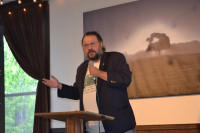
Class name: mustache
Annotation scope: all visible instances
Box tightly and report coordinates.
[88,49,96,53]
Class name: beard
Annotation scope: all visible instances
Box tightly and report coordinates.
[86,48,103,61]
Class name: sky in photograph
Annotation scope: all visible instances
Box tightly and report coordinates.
[84,0,200,55]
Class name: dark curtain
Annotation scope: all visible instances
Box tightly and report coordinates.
[0,1,50,133]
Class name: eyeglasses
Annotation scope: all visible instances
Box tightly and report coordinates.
[83,42,98,48]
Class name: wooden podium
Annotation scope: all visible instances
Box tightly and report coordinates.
[35,111,114,133]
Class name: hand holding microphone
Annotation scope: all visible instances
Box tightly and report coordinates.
[89,61,108,81]
[88,61,99,77]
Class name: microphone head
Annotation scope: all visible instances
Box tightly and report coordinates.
[89,61,94,66]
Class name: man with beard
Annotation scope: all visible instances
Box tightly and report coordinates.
[42,31,136,133]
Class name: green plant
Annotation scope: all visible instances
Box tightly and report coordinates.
[4,37,37,133]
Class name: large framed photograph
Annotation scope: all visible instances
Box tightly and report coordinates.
[83,0,200,98]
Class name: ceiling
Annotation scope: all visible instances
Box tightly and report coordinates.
[2,0,17,4]
[1,0,41,5]
[2,0,43,4]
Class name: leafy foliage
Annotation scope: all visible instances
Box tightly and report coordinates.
[4,37,38,133]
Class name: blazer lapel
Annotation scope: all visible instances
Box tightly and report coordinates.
[80,60,89,91]
[97,52,108,88]
[99,52,107,71]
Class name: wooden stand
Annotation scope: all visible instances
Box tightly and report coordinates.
[35,111,114,133]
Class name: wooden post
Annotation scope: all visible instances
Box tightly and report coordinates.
[66,118,83,133]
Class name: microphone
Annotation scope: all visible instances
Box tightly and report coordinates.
[89,61,96,82]
[89,61,94,66]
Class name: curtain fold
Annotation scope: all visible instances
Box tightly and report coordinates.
[1,1,50,133]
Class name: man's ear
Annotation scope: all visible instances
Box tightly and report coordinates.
[100,42,103,47]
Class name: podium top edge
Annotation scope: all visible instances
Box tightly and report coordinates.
[35,110,114,121]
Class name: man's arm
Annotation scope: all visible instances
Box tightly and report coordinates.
[42,75,80,100]
[107,53,132,88]
[89,52,132,88]
[42,75,62,90]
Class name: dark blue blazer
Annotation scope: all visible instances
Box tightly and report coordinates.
[58,52,136,133]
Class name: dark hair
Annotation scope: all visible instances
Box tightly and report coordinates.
[82,31,103,44]
[82,31,106,52]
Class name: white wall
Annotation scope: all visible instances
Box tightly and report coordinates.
[49,0,200,128]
